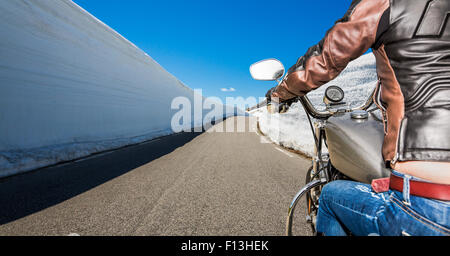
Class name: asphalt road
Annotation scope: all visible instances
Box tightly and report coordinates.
[0,116,312,236]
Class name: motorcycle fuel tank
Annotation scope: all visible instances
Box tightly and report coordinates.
[324,112,391,184]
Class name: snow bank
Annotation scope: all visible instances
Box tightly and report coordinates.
[252,53,378,157]
[0,0,233,177]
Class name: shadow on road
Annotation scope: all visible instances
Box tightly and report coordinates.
[0,131,203,225]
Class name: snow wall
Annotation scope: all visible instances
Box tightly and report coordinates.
[0,0,235,178]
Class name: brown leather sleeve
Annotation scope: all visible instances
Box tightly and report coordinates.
[272,0,390,100]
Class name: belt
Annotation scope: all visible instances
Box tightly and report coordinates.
[389,174,450,201]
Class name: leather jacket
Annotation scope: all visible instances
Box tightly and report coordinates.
[272,0,450,166]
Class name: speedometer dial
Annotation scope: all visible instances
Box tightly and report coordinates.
[324,86,344,103]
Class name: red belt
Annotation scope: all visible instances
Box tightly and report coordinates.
[389,174,450,201]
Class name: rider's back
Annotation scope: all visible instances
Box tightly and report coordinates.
[372,0,450,183]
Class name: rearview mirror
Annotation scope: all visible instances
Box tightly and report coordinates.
[250,59,285,81]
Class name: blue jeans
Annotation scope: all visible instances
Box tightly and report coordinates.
[316,171,450,236]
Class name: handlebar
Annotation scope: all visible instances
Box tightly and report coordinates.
[285,86,376,119]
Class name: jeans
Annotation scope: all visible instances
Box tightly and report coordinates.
[316,170,450,236]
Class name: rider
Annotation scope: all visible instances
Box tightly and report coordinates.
[268,0,450,235]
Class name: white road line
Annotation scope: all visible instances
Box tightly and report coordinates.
[275,147,294,158]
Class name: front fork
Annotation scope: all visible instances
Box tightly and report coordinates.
[286,121,329,236]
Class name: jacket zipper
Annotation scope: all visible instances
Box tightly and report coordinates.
[373,79,388,134]
[391,118,405,167]
[391,153,399,167]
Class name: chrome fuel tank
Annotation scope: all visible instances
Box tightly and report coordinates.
[324,112,391,184]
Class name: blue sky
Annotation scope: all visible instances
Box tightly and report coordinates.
[73,0,353,103]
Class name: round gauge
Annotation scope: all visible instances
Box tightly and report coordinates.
[325,86,344,103]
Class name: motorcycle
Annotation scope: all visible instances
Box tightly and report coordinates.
[249,59,391,235]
